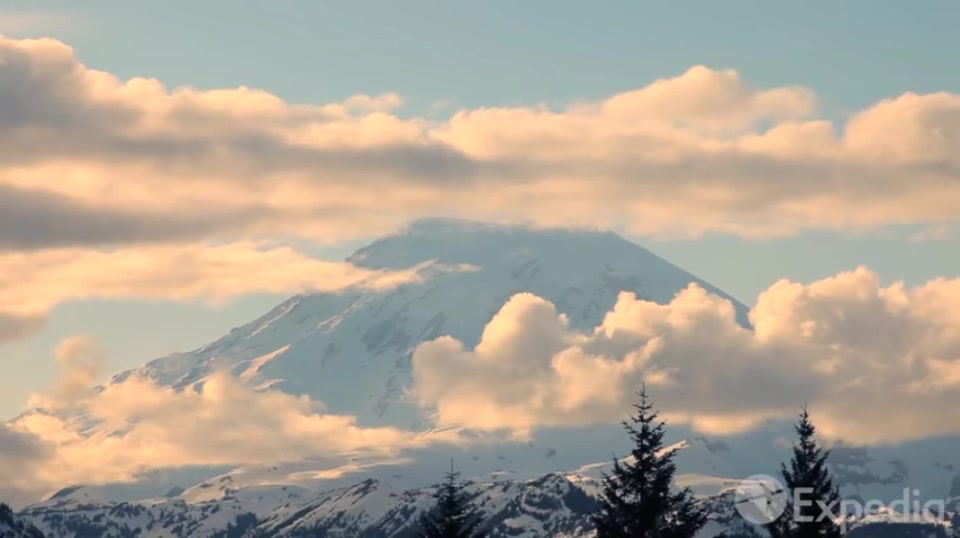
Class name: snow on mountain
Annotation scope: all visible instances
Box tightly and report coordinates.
[116,218,750,429]
[20,467,960,537]
[24,468,754,538]
[252,473,602,538]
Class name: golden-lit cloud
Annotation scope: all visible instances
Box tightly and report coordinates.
[1,335,452,497]
[1,34,956,342]
[4,268,960,499]
[0,35,958,251]
[410,268,960,444]
[0,242,467,342]
[27,335,104,409]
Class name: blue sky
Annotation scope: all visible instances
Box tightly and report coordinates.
[9,0,960,115]
[0,0,958,418]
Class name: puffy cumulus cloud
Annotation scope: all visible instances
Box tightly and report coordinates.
[2,336,452,495]
[0,241,465,343]
[1,36,959,247]
[845,91,960,163]
[410,268,960,444]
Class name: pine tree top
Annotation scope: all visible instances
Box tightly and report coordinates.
[768,408,843,538]
[593,385,707,538]
[418,468,486,538]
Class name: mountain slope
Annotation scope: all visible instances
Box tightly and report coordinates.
[118,218,751,429]
[22,470,738,538]
[20,471,956,538]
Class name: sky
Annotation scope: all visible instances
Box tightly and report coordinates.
[1,0,960,501]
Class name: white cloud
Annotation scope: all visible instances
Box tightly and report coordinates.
[410,268,960,444]
[0,242,468,343]
[0,36,957,250]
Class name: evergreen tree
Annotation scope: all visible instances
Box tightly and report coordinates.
[0,503,46,538]
[593,387,707,538]
[767,408,843,538]
[418,466,486,538]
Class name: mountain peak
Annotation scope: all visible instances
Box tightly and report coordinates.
[348,218,652,271]
[124,218,750,429]
[399,217,615,236]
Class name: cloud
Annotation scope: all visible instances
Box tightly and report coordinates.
[410,268,960,444]
[2,336,454,497]
[908,223,951,242]
[0,242,467,344]
[0,421,54,507]
[0,183,273,251]
[0,11,66,36]
[7,267,960,496]
[0,36,958,249]
[0,312,45,343]
[26,335,104,409]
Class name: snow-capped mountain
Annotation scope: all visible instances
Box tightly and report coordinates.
[9,219,960,536]
[19,471,958,538]
[78,217,766,495]
[20,467,773,538]
[117,218,750,428]
[17,472,611,537]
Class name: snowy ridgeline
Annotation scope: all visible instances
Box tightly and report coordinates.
[15,472,958,538]
[20,474,600,538]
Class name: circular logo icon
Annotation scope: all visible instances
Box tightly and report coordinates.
[733,474,787,525]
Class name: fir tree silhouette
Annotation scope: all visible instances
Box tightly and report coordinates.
[767,407,843,538]
[593,386,707,537]
[418,461,486,538]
